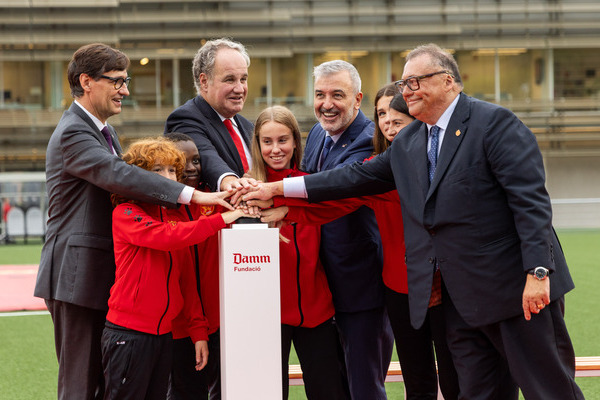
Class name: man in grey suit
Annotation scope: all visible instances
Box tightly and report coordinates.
[35,43,232,400]
[244,44,584,399]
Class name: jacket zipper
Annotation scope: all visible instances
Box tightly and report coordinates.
[292,223,304,327]
[185,205,205,315]
[157,207,172,335]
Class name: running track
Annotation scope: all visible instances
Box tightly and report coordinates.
[0,264,46,312]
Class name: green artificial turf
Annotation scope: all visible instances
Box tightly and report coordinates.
[0,313,57,399]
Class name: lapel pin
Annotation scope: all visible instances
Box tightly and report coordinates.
[342,143,347,148]
[455,129,461,137]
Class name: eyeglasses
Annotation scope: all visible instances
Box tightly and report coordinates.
[395,70,451,93]
[99,75,131,90]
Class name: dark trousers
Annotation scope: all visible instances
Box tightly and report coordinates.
[101,322,173,400]
[385,287,459,400]
[445,295,584,400]
[168,331,221,400]
[281,319,348,400]
[335,307,394,400]
[46,299,106,400]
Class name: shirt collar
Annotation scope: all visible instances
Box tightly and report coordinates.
[325,131,344,143]
[74,100,106,132]
[426,93,460,132]
[214,108,238,129]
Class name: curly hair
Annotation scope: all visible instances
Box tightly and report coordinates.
[111,137,185,207]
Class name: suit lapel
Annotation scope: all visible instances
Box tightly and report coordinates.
[323,130,353,170]
[233,115,251,148]
[321,110,368,171]
[407,123,430,197]
[426,94,469,198]
[70,104,116,153]
[107,125,123,156]
[303,132,324,173]
[321,135,340,171]
[197,97,245,173]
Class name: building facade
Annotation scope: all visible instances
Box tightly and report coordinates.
[1,0,599,225]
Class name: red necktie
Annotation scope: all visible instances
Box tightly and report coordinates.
[223,118,249,173]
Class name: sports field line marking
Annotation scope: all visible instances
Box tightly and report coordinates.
[0,269,37,275]
[0,310,49,317]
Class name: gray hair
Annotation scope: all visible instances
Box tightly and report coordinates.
[406,43,463,89]
[313,60,361,95]
[192,38,250,93]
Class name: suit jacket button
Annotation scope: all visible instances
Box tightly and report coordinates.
[428,229,436,236]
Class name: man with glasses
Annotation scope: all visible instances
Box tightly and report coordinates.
[35,43,232,400]
[244,43,583,399]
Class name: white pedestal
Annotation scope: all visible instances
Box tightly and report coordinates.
[219,223,282,400]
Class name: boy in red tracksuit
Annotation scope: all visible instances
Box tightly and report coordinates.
[248,106,347,400]
[102,137,250,400]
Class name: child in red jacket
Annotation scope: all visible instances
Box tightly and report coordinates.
[102,137,250,400]
[165,132,225,400]
[248,106,347,400]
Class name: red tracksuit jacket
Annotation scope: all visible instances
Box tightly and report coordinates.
[267,166,335,327]
[107,201,225,343]
[171,201,223,337]
[274,157,408,294]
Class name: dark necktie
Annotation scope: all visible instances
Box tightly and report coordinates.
[427,125,442,307]
[428,125,440,182]
[101,126,114,152]
[318,136,334,171]
[224,118,249,173]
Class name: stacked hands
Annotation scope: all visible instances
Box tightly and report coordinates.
[190,177,286,224]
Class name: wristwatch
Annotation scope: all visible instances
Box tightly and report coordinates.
[527,266,549,280]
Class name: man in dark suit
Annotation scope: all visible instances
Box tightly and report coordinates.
[164,37,254,192]
[244,45,584,399]
[297,60,393,400]
[164,37,255,400]
[35,43,232,400]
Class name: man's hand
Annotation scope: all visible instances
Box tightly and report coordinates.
[191,190,235,210]
[242,181,284,202]
[221,176,260,206]
[246,199,274,209]
[235,201,262,217]
[194,340,209,371]
[220,176,259,192]
[261,206,289,223]
[522,274,550,321]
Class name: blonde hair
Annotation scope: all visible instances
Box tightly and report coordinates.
[249,105,303,182]
[111,137,186,207]
[249,106,303,243]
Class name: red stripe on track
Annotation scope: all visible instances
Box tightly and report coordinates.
[0,264,47,312]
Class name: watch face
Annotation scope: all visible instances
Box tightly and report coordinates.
[535,267,548,280]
